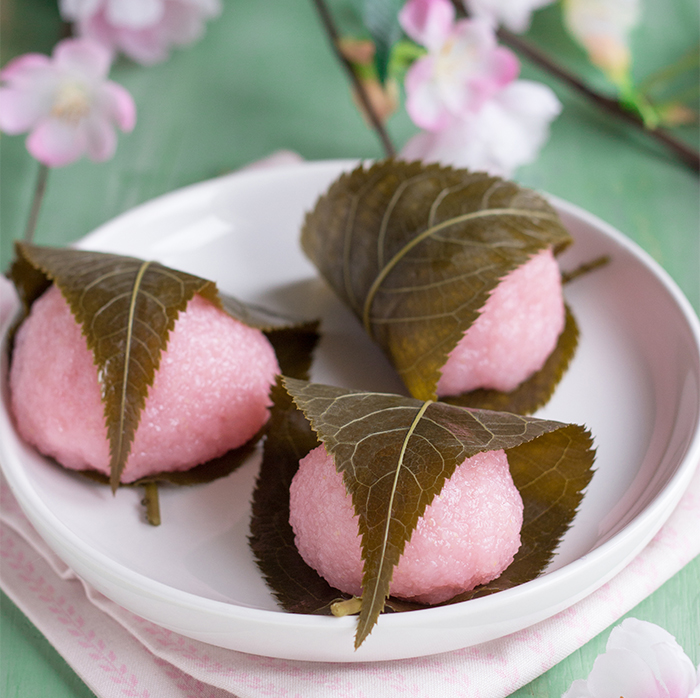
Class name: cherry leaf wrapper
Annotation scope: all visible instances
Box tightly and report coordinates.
[9,242,319,493]
[300,159,578,414]
[250,376,595,650]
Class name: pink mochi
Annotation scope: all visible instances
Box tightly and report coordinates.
[289,444,523,604]
[436,247,565,396]
[10,285,280,483]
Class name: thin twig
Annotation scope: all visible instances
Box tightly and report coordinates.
[562,255,610,284]
[311,0,397,158]
[448,0,699,172]
[24,164,49,243]
[497,28,700,174]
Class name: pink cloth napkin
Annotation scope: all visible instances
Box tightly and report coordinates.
[2,466,698,698]
[2,152,699,697]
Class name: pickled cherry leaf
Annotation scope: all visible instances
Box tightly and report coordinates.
[253,377,595,649]
[10,243,319,491]
[249,379,350,613]
[301,159,575,411]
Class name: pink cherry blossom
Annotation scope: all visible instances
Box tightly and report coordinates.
[563,618,700,698]
[59,0,222,65]
[398,0,519,131]
[463,0,556,33]
[0,38,136,167]
[400,79,561,177]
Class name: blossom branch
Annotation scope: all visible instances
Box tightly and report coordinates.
[24,164,49,243]
[497,27,700,174]
[450,0,699,173]
[310,0,397,158]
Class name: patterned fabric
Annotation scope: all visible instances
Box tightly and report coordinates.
[1,462,698,698]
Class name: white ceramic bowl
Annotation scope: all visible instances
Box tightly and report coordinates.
[2,160,699,662]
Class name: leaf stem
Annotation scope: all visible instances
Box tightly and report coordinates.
[331,596,362,617]
[24,164,49,243]
[142,482,161,526]
[561,255,610,284]
[310,0,397,158]
[495,28,700,174]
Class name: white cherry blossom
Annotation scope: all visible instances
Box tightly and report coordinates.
[463,0,557,33]
[0,38,135,167]
[563,618,700,698]
[59,0,222,65]
[562,0,640,84]
[400,79,561,177]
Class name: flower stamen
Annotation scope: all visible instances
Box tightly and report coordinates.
[51,82,91,124]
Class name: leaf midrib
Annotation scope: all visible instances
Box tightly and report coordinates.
[111,260,151,489]
[357,398,433,646]
[361,207,560,335]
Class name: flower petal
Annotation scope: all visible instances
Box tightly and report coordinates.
[158,0,209,45]
[26,118,86,167]
[106,0,164,29]
[563,0,639,81]
[443,20,519,112]
[77,0,220,65]
[400,80,560,177]
[399,0,454,51]
[181,0,222,19]
[59,0,104,21]
[606,619,698,697]
[653,642,699,697]
[53,38,113,80]
[109,24,172,64]
[98,82,136,131]
[587,647,664,698]
[0,55,58,134]
[0,86,53,134]
[464,0,556,33]
[404,57,452,130]
[0,53,53,83]
[82,115,117,161]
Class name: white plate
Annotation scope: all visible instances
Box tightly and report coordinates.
[2,160,699,663]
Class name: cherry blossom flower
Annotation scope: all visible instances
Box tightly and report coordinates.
[463,0,557,34]
[398,0,519,131]
[0,38,136,167]
[563,618,700,698]
[562,0,640,85]
[400,79,561,177]
[59,0,222,65]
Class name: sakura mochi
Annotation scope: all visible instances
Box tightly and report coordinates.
[9,285,280,483]
[289,444,523,604]
[437,247,565,397]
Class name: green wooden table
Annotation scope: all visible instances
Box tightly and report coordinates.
[1,1,698,695]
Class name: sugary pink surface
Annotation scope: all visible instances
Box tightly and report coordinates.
[10,285,280,483]
[289,444,523,604]
[437,247,565,396]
